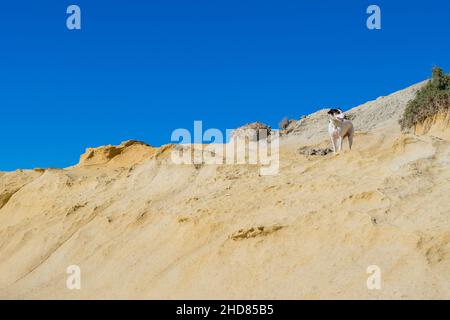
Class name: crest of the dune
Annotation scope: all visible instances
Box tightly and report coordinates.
[76,140,174,168]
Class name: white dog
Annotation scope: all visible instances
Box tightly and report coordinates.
[327,108,354,154]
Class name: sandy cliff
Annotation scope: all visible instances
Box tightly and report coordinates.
[1,81,449,299]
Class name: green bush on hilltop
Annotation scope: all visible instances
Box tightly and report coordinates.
[400,67,450,130]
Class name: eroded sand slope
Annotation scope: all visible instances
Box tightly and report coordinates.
[0,81,449,299]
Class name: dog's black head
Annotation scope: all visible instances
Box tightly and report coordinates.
[327,108,342,116]
[328,108,349,121]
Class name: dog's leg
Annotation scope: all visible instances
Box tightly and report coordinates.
[330,136,336,154]
[339,136,343,152]
[348,132,353,150]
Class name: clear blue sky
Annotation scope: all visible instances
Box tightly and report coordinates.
[0,0,449,170]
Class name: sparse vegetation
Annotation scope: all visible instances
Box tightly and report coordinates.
[278,117,290,130]
[400,67,450,130]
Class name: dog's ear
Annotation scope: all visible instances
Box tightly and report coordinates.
[328,109,340,116]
